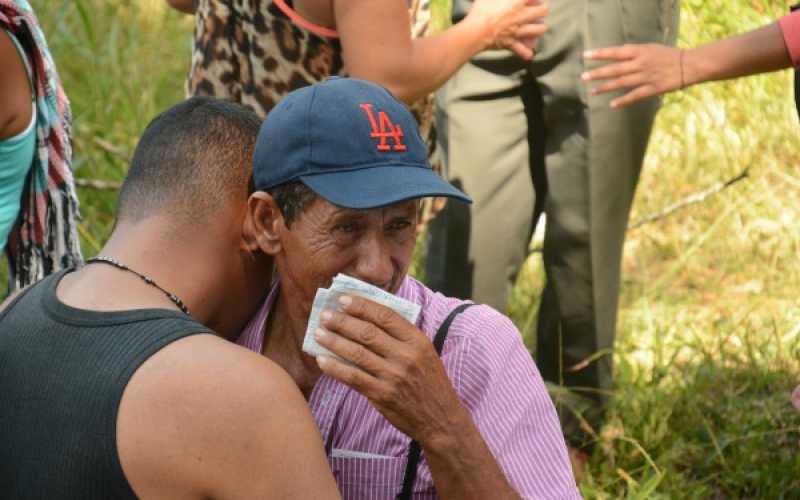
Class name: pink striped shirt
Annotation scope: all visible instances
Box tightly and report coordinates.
[238,277,580,499]
[780,11,800,67]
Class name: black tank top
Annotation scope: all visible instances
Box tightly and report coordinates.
[0,269,213,499]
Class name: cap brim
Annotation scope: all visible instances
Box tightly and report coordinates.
[300,165,472,210]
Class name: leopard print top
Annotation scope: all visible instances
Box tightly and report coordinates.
[188,0,438,174]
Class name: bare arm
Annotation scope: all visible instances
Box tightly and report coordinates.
[414,414,521,500]
[0,30,33,139]
[118,335,340,500]
[582,21,792,108]
[335,0,548,104]
[165,0,195,14]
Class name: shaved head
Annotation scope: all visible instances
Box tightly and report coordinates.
[117,97,261,227]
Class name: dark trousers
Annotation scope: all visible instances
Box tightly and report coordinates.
[426,0,680,449]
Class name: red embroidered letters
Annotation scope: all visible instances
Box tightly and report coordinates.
[359,103,408,152]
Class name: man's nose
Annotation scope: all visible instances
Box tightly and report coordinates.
[352,235,394,290]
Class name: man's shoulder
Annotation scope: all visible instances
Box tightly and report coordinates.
[0,271,62,320]
[0,289,24,315]
[120,334,299,443]
[117,334,304,496]
[400,276,520,344]
[123,334,294,417]
[403,279,545,416]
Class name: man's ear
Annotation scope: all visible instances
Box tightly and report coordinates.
[243,191,285,256]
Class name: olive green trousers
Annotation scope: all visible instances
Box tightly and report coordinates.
[426,0,680,448]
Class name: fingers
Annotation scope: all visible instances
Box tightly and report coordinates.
[336,295,415,342]
[319,308,398,357]
[610,85,658,109]
[500,14,547,60]
[516,3,548,24]
[582,45,683,107]
[514,22,547,40]
[588,73,644,95]
[315,327,386,375]
[509,41,534,61]
[502,3,547,37]
[581,60,639,82]
[586,77,661,108]
[316,354,385,396]
[583,45,637,62]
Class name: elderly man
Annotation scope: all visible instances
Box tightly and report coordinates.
[240,77,580,499]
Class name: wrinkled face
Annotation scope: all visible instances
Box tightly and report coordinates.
[276,197,418,309]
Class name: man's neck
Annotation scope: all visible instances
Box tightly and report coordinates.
[264,287,322,398]
[59,221,224,328]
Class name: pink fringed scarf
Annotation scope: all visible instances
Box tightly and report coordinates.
[1,0,82,292]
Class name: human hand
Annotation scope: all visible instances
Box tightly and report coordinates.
[582,44,685,108]
[315,295,468,445]
[467,0,549,60]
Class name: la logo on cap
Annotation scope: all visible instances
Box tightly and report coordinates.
[359,103,408,152]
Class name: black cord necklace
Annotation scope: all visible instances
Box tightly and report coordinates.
[86,256,191,316]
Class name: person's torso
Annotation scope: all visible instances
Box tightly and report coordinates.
[238,276,473,499]
[187,0,436,147]
[0,270,211,499]
[189,0,345,116]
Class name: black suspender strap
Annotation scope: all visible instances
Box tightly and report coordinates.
[396,302,476,500]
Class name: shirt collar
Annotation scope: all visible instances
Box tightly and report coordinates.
[236,275,416,352]
[236,279,280,352]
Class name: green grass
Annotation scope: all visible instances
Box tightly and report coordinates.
[5,0,800,497]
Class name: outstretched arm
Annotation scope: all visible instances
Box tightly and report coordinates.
[582,14,797,108]
[335,0,548,104]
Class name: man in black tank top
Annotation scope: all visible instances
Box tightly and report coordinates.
[0,98,340,499]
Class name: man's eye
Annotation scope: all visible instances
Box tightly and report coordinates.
[334,223,360,233]
[387,220,413,231]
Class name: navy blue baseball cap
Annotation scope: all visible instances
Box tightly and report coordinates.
[252,77,471,209]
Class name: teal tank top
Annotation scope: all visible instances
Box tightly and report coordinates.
[0,29,37,254]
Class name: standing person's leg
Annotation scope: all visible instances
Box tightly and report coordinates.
[426,53,538,312]
[534,0,680,450]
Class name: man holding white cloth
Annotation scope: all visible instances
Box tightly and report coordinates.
[239,78,580,499]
